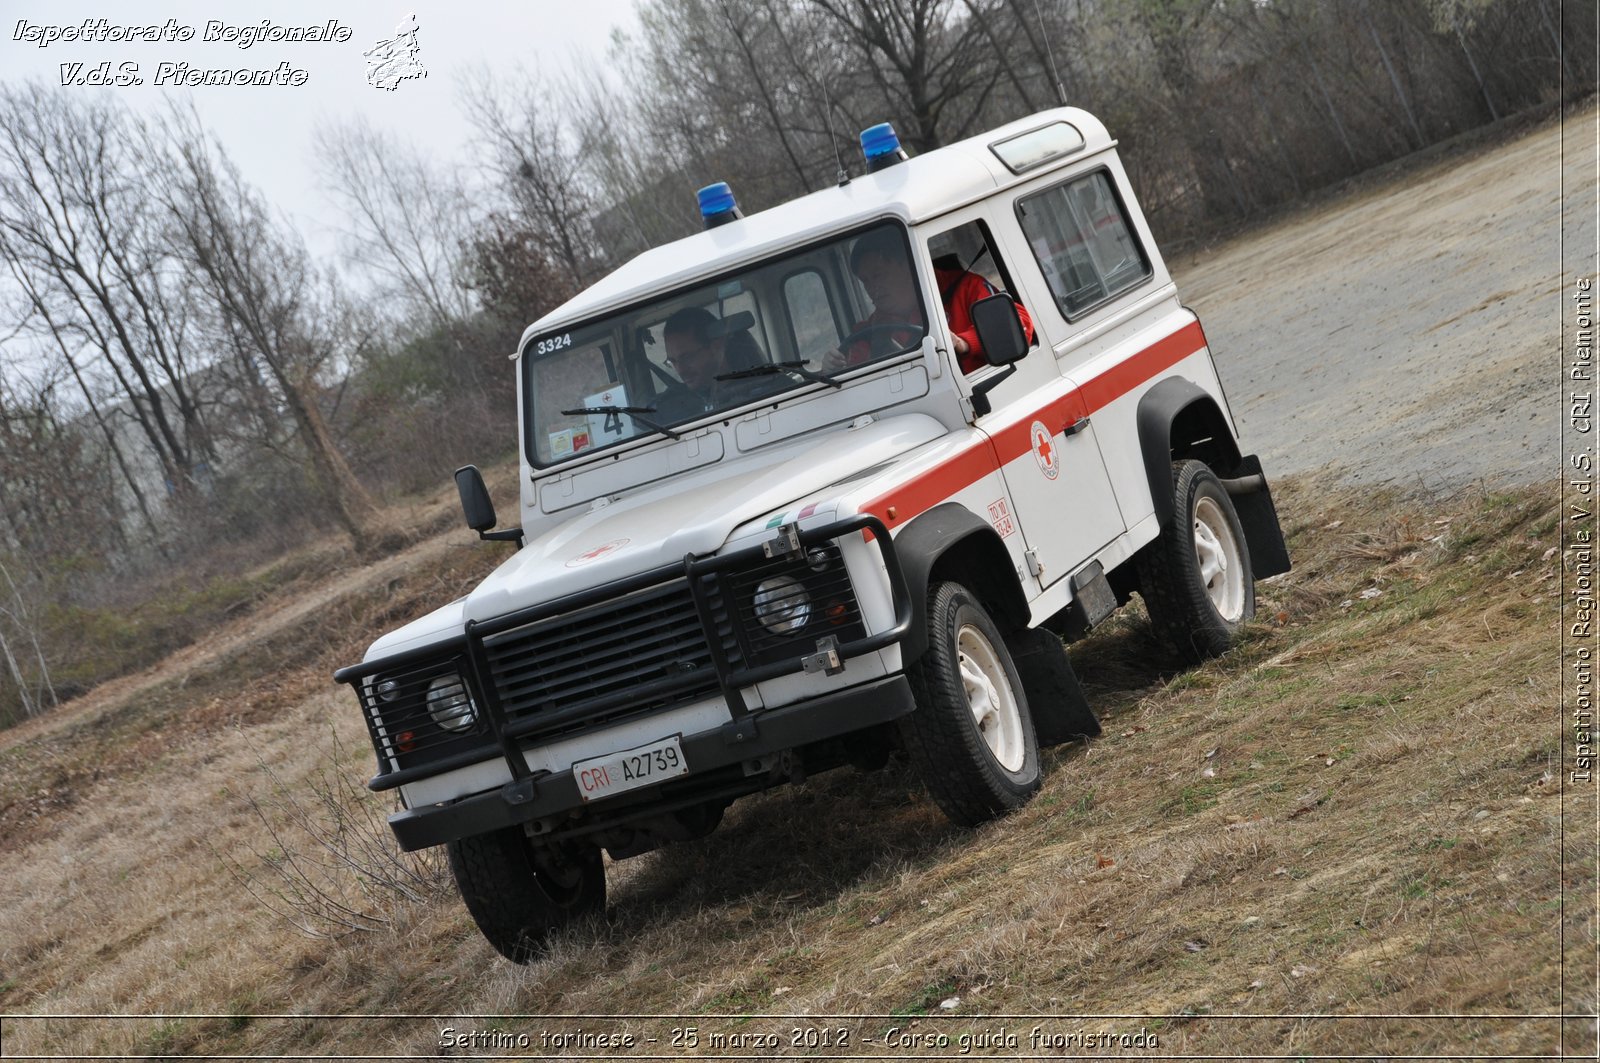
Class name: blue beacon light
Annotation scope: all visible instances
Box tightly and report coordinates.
[697,182,743,229]
[859,122,909,173]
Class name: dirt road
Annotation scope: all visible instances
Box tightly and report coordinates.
[1176,105,1592,490]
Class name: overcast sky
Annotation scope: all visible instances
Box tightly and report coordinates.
[1,1,639,245]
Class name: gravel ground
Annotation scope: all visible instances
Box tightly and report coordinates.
[1174,104,1594,492]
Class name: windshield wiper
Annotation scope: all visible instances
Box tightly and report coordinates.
[559,405,682,440]
[716,360,842,389]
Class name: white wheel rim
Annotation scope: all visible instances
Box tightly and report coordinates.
[1193,496,1245,622]
[955,623,1025,773]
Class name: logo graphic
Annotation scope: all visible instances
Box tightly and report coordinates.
[1029,421,1059,480]
[364,13,426,91]
[565,538,629,568]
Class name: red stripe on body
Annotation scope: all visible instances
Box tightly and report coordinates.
[861,321,1207,533]
[1076,320,1204,416]
[861,437,1003,537]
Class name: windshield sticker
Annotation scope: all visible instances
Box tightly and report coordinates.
[548,425,594,458]
[566,538,630,568]
[583,386,631,444]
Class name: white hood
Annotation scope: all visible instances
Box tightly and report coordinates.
[363,414,942,663]
[464,413,943,624]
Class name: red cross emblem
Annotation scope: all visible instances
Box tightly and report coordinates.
[1030,421,1059,480]
[566,538,629,567]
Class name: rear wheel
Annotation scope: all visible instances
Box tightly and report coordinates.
[1137,459,1254,663]
[901,581,1041,826]
[446,829,605,963]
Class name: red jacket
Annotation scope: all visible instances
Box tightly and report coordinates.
[847,270,1035,373]
[936,268,1036,374]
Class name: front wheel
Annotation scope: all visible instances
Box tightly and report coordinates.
[447,830,605,964]
[900,581,1041,826]
[1137,459,1255,664]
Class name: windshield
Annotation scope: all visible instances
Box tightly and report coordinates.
[522,222,927,467]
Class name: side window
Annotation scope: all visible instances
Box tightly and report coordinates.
[1017,170,1150,319]
[924,218,1033,373]
[783,270,838,362]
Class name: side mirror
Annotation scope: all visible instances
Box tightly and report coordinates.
[454,466,522,544]
[970,293,1028,366]
[454,465,496,533]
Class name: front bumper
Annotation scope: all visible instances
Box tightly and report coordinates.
[335,513,915,849]
[387,673,915,851]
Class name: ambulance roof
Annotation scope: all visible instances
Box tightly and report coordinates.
[521,107,1112,344]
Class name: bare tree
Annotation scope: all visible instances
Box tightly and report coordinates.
[1425,0,1501,120]
[1356,0,1426,148]
[0,273,165,549]
[155,117,382,547]
[805,0,1013,151]
[0,84,213,496]
[313,118,477,333]
[461,211,579,328]
[1122,0,1250,217]
[461,70,604,287]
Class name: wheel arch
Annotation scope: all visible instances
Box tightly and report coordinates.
[1136,377,1243,529]
[1136,377,1291,579]
[894,502,1031,663]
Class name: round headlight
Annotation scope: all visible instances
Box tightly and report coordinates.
[426,674,476,733]
[753,575,811,634]
[374,678,401,702]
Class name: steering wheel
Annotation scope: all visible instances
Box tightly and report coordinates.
[839,321,926,358]
[648,379,705,423]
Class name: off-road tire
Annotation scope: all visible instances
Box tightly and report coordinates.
[447,829,605,964]
[901,581,1041,826]
[1137,459,1255,664]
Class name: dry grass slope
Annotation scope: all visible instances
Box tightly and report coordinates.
[0,472,1584,1058]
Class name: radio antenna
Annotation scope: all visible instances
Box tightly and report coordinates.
[821,77,849,186]
[1032,0,1068,106]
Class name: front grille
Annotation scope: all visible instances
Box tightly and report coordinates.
[481,578,741,738]
[341,513,904,793]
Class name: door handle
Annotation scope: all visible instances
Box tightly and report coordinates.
[1061,415,1090,438]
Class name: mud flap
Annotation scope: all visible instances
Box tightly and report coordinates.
[1226,455,1291,580]
[1006,627,1100,747]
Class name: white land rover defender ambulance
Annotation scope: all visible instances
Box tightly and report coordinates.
[336,108,1290,962]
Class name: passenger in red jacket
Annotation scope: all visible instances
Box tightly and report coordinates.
[823,228,1034,374]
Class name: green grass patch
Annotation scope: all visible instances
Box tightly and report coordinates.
[892,977,959,1018]
[1163,780,1226,815]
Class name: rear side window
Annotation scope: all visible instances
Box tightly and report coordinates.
[1017,170,1150,319]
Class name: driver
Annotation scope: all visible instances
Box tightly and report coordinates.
[658,306,769,419]
[824,228,1034,373]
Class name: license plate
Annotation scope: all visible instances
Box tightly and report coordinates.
[572,735,688,803]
